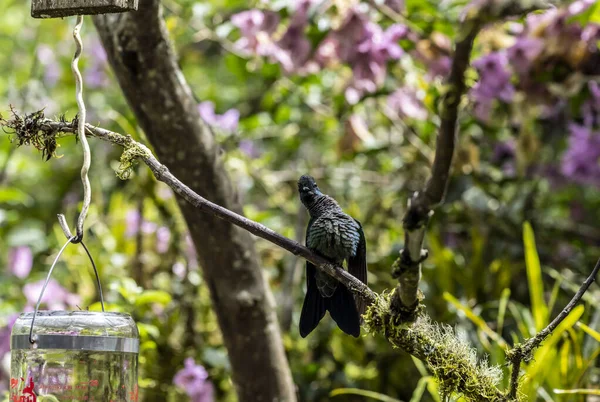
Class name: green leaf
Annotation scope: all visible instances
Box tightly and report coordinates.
[0,188,33,205]
[444,292,507,348]
[330,388,404,402]
[134,290,172,307]
[497,288,510,336]
[577,322,600,343]
[554,389,600,396]
[523,222,548,332]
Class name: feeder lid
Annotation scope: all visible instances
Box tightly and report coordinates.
[11,311,139,353]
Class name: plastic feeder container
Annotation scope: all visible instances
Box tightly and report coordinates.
[10,311,139,401]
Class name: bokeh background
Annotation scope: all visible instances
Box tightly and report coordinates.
[1,0,600,400]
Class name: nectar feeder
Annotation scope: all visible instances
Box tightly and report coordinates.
[32,0,139,18]
[10,311,140,402]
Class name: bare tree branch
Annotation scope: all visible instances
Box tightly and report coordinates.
[506,259,600,399]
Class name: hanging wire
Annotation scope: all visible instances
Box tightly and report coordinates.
[58,213,105,313]
[29,16,106,345]
[29,235,76,344]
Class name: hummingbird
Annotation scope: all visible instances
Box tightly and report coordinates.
[297,174,367,338]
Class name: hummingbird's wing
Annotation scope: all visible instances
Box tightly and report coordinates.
[348,219,368,316]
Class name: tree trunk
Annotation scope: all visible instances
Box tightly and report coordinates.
[92,3,297,401]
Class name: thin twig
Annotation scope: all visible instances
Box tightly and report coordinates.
[506,259,600,399]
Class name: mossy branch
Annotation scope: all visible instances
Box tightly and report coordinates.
[1,109,511,400]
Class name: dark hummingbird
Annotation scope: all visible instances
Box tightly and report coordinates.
[297,174,367,338]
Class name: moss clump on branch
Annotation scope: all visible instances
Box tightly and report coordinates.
[0,107,62,161]
[0,107,152,180]
[117,136,147,180]
[364,292,507,401]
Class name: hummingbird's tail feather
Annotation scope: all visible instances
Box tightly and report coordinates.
[299,262,327,337]
[299,262,361,338]
[327,284,361,338]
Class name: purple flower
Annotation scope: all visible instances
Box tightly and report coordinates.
[8,246,33,279]
[172,262,186,279]
[560,124,600,187]
[84,38,109,89]
[173,358,214,402]
[141,220,158,234]
[387,87,427,120]
[314,37,341,67]
[344,22,407,102]
[218,109,241,133]
[568,0,595,16]
[473,100,493,122]
[275,26,312,72]
[507,38,544,75]
[23,279,81,310]
[231,10,280,55]
[198,102,240,133]
[37,45,61,86]
[239,139,261,158]
[472,52,515,102]
[125,209,141,238]
[492,140,516,164]
[492,140,517,175]
[156,226,171,254]
[470,52,515,121]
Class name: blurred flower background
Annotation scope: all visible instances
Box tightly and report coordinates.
[1,0,600,401]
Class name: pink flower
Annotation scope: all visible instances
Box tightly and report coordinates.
[125,209,141,238]
[387,88,428,120]
[198,102,240,133]
[156,226,171,254]
[173,358,214,402]
[37,45,61,86]
[8,246,33,279]
[231,10,280,55]
[507,38,544,75]
[23,279,81,310]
